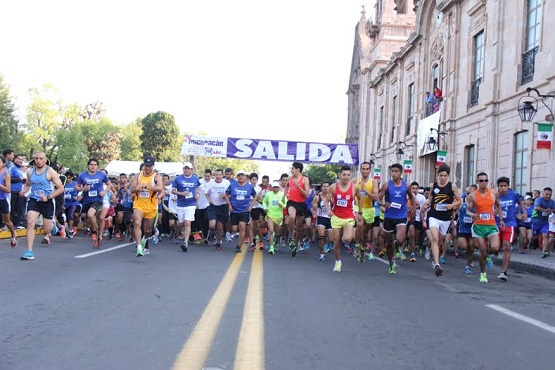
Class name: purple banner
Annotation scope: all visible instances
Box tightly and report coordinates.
[226,138,359,165]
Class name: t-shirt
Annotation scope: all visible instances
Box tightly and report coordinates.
[76,171,109,204]
[172,174,201,207]
[227,181,256,213]
[532,197,555,224]
[414,193,427,222]
[64,180,80,207]
[549,213,555,233]
[10,165,25,192]
[198,178,214,210]
[495,190,521,227]
[263,191,286,219]
[206,179,230,206]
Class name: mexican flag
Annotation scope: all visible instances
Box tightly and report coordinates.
[403,160,413,174]
[436,150,447,167]
[373,168,381,180]
[537,123,553,150]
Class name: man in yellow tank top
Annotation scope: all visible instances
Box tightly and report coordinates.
[465,172,503,283]
[128,156,164,257]
[352,161,378,262]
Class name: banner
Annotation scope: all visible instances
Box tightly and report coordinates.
[436,150,447,167]
[403,160,413,174]
[373,168,381,180]
[181,135,359,165]
[537,123,553,150]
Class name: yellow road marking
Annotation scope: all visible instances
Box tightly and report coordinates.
[172,245,247,370]
[234,250,265,370]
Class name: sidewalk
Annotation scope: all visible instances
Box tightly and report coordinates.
[492,248,555,281]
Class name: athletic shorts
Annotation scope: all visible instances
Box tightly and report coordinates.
[230,211,250,226]
[64,205,78,221]
[383,218,407,233]
[532,221,549,236]
[0,198,9,215]
[286,200,305,216]
[304,209,313,219]
[250,207,264,221]
[82,201,103,214]
[134,207,157,220]
[27,198,55,220]
[499,226,515,243]
[266,214,283,226]
[124,207,134,225]
[115,204,125,213]
[457,232,472,238]
[371,217,381,228]
[177,206,196,223]
[408,220,423,232]
[360,207,376,224]
[471,224,499,239]
[208,204,229,224]
[331,215,355,229]
[428,217,451,236]
[316,216,332,230]
[517,223,531,230]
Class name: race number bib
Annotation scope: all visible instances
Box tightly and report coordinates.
[360,190,368,198]
[140,191,150,198]
[34,190,45,197]
[479,213,491,221]
[236,195,245,200]
[185,191,193,199]
[164,195,169,201]
[88,190,97,197]
[463,216,472,224]
[435,203,448,211]
[64,193,71,199]
[390,202,402,209]
[502,210,507,219]
[526,217,531,223]
[542,211,549,217]
[271,200,279,206]
[336,199,348,207]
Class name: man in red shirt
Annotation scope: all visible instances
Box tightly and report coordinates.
[285,162,311,257]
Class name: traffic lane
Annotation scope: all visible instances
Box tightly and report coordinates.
[262,248,555,370]
[0,237,241,370]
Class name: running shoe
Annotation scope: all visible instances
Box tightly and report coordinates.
[115,232,121,239]
[10,237,18,248]
[136,244,144,257]
[424,247,430,260]
[410,253,416,262]
[479,273,488,283]
[353,247,360,259]
[434,264,443,276]
[454,251,460,259]
[319,253,325,261]
[235,245,242,253]
[68,230,75,239]
[357,253,365,263]
[250,243,257,251]
[541,251,550,259]
[288,240,295,249]
[42,235,51,245]
[439,256,446,264]
[378,250,385,258]
[59,226,66,238]
[332,260,342,272]
[268,245,275,255]
[367,252,375,261]
[259,242,264,251]
[395,250,401,259]
[465,266,472,274]
[388,265,396,274]
[291,245,297,257]
[91,233,99,248]
[215,242,222,251]
[180,242,188,252]
[21,249,35,260]
[143,247,150,255]
[400,253,407,261]
[225,232,232,242]
[304,240,310,250]
[486,256,493,268]
[346,244,353,254]
[497,272,508,282]
[297,243,305,252]
[324,243,331,253]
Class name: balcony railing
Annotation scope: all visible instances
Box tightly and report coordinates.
[469,77,482,107]
[521,46,539,85]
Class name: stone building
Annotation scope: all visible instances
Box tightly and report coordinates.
[346,0,554,194]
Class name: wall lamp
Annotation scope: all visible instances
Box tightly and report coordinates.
[517,87,555,123]
[395,141,414,161]
[426,128,448,151]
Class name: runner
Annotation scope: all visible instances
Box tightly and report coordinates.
[0,156,18,247]
[285,162,311,256]
[312,181,332,261]
[325,165,361,272]
[465,172,504,283]
[225,170,258,253]
[262,180,286,255]
[407,182,427,262]
[63,171,80,238]
[75,158,112,248]
[248,172,265,251]
[353,161,379,263]
[532,187,555,258]
[421,164,461,277]
[378,163,416,274]
[516,194,534,253]
[458,185,477,274]
[128,156,163,256]
[205,169,230,250]
[19,152,65,260]
[172,162,201,252]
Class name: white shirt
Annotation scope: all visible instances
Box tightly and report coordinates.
[198,178,214,210]
[414,193,427,222]
[549,212,555,233]
[206,179,230,206]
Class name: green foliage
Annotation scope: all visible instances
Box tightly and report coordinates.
[192,156,260,175]
[54,124,88,171]
[140,111,181,161]
[120,118,143,161]
[0,76,20,151]
[78,118,122,167]
[303,164,342,184]
[24,84,62,156]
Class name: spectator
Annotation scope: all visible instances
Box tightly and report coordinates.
[425,92,434,116]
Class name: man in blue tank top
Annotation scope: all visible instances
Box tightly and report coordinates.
[19,152,65,260]
[378,163,416,275]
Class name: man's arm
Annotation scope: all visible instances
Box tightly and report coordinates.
[324,185,335,217]
[370,179,379,201]
[0,171,11,193]
[49,169,65,199]
[449,184,462,210]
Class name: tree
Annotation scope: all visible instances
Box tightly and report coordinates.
[79,119,122,167]
[192,156,260,175]
[54,124,88,171]
[120,118,143,161]
[303,164,342,184]
[140,111,181,161]
[0,76,20,151]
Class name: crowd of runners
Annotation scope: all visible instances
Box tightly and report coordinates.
[2,150,555,283]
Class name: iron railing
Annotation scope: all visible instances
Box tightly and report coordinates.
[521,46,539,85]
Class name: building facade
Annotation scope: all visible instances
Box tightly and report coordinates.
[347,0,554,194]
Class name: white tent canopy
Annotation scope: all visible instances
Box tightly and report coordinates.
[104,160,184,177]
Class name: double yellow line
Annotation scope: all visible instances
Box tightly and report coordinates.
[172,246,265,370]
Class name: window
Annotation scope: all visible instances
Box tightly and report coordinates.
[432,65,440,89]
[470,31,484,107]
[378,106,384,149]
[406,83,414,136]
[390,96,398,143]
[514,131,529,194]
[464,145,475,188]
[521,0,542,84]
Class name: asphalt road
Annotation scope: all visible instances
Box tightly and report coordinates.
[1,234,555,370]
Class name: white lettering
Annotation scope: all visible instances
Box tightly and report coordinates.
[308,144,331,162]
[277,142,294,160]
[252,141,276,160]
[296,142,306,161]
[330,145,355,165]
[234,139,254,158]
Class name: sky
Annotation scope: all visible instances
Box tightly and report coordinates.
[1,0,375,178]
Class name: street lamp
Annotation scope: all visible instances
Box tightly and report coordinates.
[395,141,414,161]
[426,128,448,151]
[517,87,555,123]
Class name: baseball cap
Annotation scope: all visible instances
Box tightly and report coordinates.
[272,180,280,187]
[524,195,532,200]
[143,156,155,166]
[183,162,193,169]
[237,169,247,176]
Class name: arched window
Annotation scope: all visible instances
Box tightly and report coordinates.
[514,131,529,194]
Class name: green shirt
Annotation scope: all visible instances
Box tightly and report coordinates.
[263,191,286,219]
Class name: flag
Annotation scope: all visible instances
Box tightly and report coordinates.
[373,168,381,180]
[403,160,413,174]
[537,123,553,150]
[436,150,447,167]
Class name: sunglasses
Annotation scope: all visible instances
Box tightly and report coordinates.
[478,179,489,183]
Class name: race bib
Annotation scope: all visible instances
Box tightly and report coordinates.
[390,202,402,209]
[463,216,472,224]
[435,203,448,211]
[502,210,507,219]
[479,213,491,221]
[236,195,245,200]
[88,190,98,197]
[140,191,150,198]
[271,200,279,206]
[360,190,368,198]
[526,217,531,223]
[164,195,169,201]
[34,190,45,197]
[64,193,71,199]
[336,199,348,207]
[542,211,548,217]
[185,191,193,199]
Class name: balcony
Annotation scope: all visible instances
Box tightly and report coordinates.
[469,77,482,107]
[521,46,539,85]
